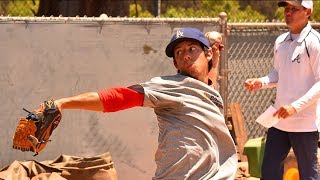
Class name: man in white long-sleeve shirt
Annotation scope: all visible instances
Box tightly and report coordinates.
[244,0,320,179]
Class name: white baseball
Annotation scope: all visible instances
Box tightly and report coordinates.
[99,13,108,19]
[206,31,222,46]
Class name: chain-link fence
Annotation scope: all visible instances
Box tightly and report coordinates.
[228,23,320,138]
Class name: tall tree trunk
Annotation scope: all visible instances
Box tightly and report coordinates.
[81,0,130,17]
[36,0,61,16]
[0,0,10,15]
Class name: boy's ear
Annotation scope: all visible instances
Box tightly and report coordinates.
[173,58,178,69]
[206,48,213,61]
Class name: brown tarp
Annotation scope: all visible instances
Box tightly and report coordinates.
[0,152,117,180]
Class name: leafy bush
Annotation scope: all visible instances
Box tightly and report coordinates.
[6,0,39,16]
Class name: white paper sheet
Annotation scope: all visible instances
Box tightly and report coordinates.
[256,105,280,128]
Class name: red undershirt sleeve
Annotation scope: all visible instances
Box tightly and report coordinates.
[97,87,144,112]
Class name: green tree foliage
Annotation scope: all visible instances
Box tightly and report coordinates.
[132,0,267,21]
[275,7,285,21]
[6,0,39,16]
[198,0,267,21]
[311,1,320,21]
[129,3,153,17]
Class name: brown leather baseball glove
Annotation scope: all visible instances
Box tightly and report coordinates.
[13,99,62,156]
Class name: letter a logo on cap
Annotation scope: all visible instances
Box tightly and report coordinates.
[176,30,184,38]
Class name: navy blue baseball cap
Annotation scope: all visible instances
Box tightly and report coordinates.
[165,27,210,58]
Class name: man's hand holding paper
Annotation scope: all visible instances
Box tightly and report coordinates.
[256,105,280,128]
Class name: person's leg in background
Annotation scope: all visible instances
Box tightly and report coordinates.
[261,127,292,180]
[290,131,319,180]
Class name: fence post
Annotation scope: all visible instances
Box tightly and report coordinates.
[219,12,228,119]
[155,0,161,17]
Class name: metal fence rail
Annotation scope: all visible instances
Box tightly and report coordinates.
[0,15,220,23]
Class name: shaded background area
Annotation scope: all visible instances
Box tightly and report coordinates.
[0,20,221,179]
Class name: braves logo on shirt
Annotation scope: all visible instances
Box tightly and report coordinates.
[292,54,301,63]
[203,92,224,109]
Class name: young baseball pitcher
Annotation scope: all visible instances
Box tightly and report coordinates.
[13,27,237,179]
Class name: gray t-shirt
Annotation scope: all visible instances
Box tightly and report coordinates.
[132,74,237,180]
